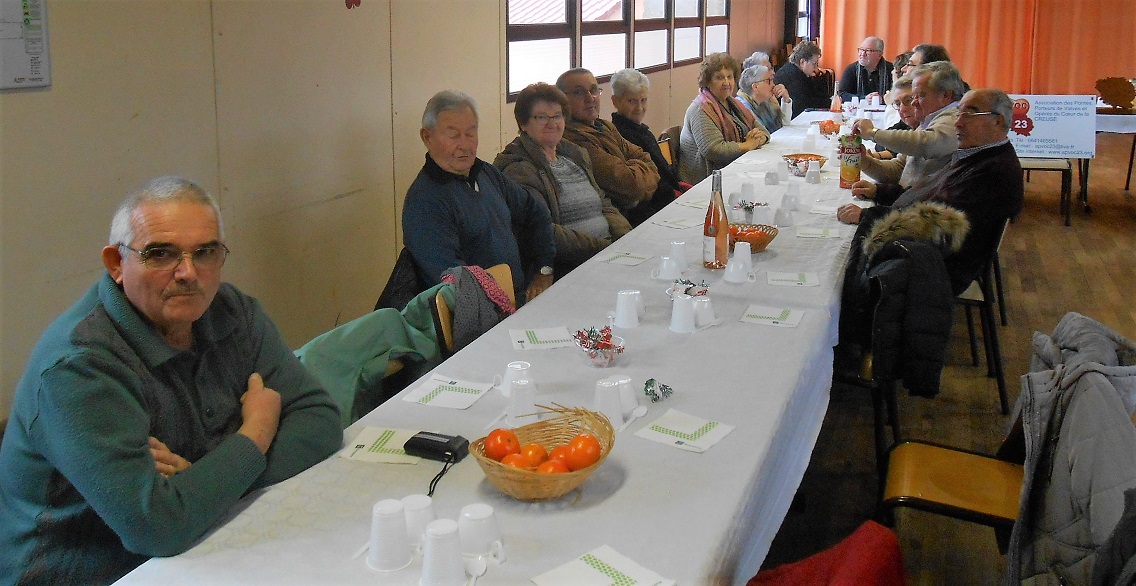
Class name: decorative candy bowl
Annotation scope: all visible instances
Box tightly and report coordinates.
[782,153,828,177]
[574,326,624,368]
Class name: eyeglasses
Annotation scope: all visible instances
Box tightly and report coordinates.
[896,96,915,107]
[120,242,229,271]
[530,113,565,124]
[857,48,881,54]
[759,78,775,84]
[567,86,602,98]
[958,111,999,121]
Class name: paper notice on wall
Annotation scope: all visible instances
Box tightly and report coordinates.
[1006,95,1096,158]
[1,0,50,89]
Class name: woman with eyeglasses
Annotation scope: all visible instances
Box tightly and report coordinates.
[773,40,831,118]
[494,83,630,276]
[678,52,770,184]
[737,64,791,133]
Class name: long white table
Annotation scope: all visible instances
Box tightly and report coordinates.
[117,113,861,585]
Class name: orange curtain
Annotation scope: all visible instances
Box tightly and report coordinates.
[818,0,1136,95]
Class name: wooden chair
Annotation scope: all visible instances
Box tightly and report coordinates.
[1019,157,1073,226]
[435,264,514,355]
[956,221,1012,414]
[882,436,1023,552]
[658,125,682,176]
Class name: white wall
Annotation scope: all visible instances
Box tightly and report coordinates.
[0,0,783,418]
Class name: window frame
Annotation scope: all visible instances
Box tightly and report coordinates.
[506,0,730,100]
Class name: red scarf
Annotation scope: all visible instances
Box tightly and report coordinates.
[695,88,758,142]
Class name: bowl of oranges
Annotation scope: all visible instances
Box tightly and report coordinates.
[471,404,615,501]
[729,223,778,253]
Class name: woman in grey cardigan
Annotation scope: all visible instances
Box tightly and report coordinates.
[494,83,630,276]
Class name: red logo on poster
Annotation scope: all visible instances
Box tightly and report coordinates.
[346,0,361,8]
[1011,98,1034,136]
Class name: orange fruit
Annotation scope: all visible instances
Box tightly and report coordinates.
[548,445,571,465]
[483,429,520,462]
[500,453,531,469]
[519,443,548,468]
[536,460,570,474]
[565,434,603,471]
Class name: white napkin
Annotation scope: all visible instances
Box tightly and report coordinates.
[338,427,420,464]
[675,197,709,209]
[650,217,703,229]
[600,251,652,266]
[766,271,820,287]
[401,373,493,409]
[808,204,839,214]
[634,408,734,453]
[510,327,575,350]
[532,545,674,586]
[796,226,840,238]
[740,304,805,328]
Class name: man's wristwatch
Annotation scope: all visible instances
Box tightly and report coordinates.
[539,266,554,276]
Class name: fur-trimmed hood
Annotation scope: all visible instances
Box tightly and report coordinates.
[862,201,969,261]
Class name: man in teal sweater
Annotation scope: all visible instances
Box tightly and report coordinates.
[0,176,342,585]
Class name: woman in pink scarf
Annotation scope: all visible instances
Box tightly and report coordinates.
[678,52,771,184]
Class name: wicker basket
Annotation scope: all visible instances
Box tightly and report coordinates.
[729,223,778,253]
[471,405,615,501]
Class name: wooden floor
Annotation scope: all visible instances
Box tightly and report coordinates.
[760,132,1136,584]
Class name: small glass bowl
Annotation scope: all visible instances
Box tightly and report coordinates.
[577,336,624,368]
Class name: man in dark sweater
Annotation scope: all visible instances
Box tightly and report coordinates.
[608,68,688,202]
[403,90,557,303]
[838,36,894,103]
[0,177,342,584]
[837,88,1024,292]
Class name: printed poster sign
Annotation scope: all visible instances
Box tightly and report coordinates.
[1006,95,1096,158]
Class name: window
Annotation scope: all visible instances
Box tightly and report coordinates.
[784,0,819,46]
[507,0,730,97]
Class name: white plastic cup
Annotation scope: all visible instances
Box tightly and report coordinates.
[402,494,436,552]
[805,160,821,184]
[774,207,794,227]
[421,519,467,586]
[593,378,625,427]
[506,378,538,428]
[723,258,758,283]
[366,499,413,572]
[613,376,638,419]
[650,256,683,280]
[777,160,790,181]
[752,205,772,225]
[692,296,717,327]
[492,360,530,399]
[669,293,696,333]
[727,191,742,209]
[741,181,755,199]
[668,241,688,271]
[732,241,753,271]
[613,290,641,329]
[764,171,780,185]
[457,503,506,563]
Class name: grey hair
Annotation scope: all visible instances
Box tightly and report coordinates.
[742,51,771,70]
[109,176,223,246]
[421,90,479,130]
[610,68,649,97]
[911,61,966,100]
[739,65,770,95]
[982,89,1014,130]
[893,75,913,91]
[866,36,884,51]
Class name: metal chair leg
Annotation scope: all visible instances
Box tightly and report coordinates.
[965,305,979,366]
[980,276,1010,414]
[993,251,1007,326]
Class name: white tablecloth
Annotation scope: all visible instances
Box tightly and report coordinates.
[1098,113,1136,134]
[116,113,861,586]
